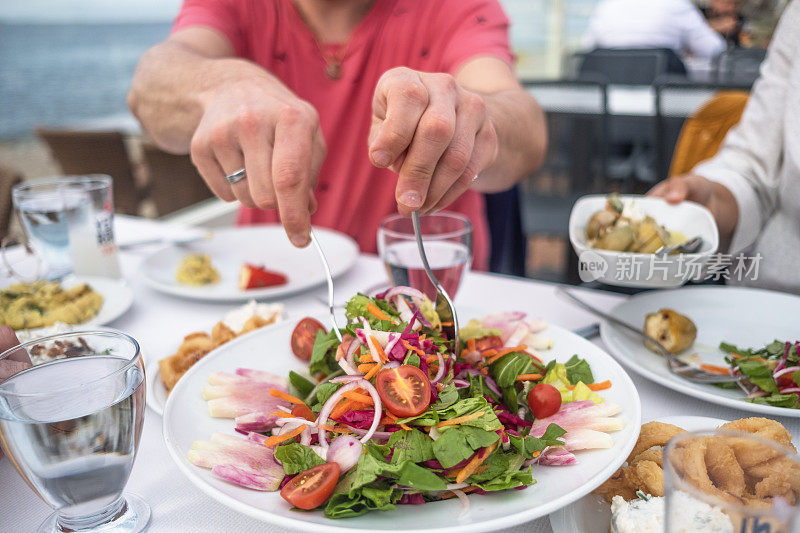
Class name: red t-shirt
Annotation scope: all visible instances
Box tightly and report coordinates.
[172,0,513,270]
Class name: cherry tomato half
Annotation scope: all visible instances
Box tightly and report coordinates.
[290,317,326,361]
[528,383,562,419]
[475,335,504,352]
[777,372,796,389]
[375,365,432,417]
[280,462,340,510]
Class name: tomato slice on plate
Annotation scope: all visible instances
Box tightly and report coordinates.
[528,383,562,419]
[291,317,326,361]
[280,462,340,510]
[375,365,432,417]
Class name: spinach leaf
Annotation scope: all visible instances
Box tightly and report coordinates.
[403,352,421,368]
[324,476,400,518]
[430,383,459,410]
[387,429,435,464]
[288,371,315,398]
[309,329,340,376]
[312,382,343,412]
[435,397,502,431]
[274,443,325,475]
[472,453,533,491]
[489,351,534,389]
[509,423,566,459]
[431,425,499,468]
[746,393,800,409]
[736,358,779,393]
[501,385,518,412]
[564,355,594,385]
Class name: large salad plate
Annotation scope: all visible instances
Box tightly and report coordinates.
[601,286,800,418]
[163,308,642,532]
[139,225,358,302]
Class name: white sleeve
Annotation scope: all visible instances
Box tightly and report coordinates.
[692,1,800,252]
[676,0,726,59]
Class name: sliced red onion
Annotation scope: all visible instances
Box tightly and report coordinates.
[326,435,362,472]
[385,286,426,303]
[483,374,502,396]
[385,334,401,357]
[274,418,313,446]
[395,296,416,326]
[316,378,382,448]
[775,342,791,372]
[452,379,469,389]
[346,426,392,440]
[450,489,470,518]
[431,351,446,384]
[445,482,469,490]
[304,369,344,404]
[338,358,360,376]
[747,389,769,399]
[383,361,400,370]
[780,387,800,394]
[331,375,364,383]
[774,366,800,379]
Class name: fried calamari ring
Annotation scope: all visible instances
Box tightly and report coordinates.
[630,447,663,468]
[720,418,795,453]
[705,440,746,497]
[627,421,685,462]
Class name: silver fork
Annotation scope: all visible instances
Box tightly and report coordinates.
[411,211,459,351]
[309,229,342,342]
[555,288,739,384]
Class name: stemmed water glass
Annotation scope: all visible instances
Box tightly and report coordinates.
[0,330,149,532]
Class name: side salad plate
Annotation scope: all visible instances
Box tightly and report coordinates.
[602,286,800,418]
[163,289,641,532]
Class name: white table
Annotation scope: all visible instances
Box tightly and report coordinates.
[2,219,799,533]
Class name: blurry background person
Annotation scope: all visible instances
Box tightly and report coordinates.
[583,0,726,61]
[127,0,547,271]
[650,1,800,293]
[702,0,750,47]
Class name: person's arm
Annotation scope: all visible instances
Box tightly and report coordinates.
[678,0,726,59]
[128,27,326,247]
[650,1,800,252]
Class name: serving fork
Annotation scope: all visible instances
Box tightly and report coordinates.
[309,229,342,342]
[555,287,739,384]
[411,211,460,352]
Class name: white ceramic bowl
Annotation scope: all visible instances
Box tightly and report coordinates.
[568,195,719,288]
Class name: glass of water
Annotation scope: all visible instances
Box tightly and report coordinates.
[12,176,120,280]
[377,212,473,300]
[664,429,800,533]
[0,330,149,533]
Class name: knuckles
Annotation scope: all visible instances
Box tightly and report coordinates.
[419,112,455,143]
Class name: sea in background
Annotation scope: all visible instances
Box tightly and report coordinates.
[0,22,170,140]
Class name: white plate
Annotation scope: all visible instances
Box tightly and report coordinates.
[549,415,728,533]
[569,195,719,288]
[601,286,800,418]
[7,275,133,336]
[163,309,642,533]
[139,225,359,302]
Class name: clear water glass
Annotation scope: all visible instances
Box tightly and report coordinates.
[0,330,149,533]
[377,212,472,300]
[664,429,800,533]
[12,176,120,280]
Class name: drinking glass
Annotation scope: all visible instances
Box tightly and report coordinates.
[0,330,149,533]
[12,176,121,280]
[377,212,472,300]
[664,429,800,533]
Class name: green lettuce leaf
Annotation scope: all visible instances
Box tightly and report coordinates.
[430,383,459,410]
[274,443,325,475]
[324,474,400,519]
[288,371,315,399]
[489,351,535,389]
[509,423,566,459]
[746,393,800,409]
[387,429,435,464]
[737,358,779,394]
[472,453,534,491]
[435,397,503,432]
[431,425,500,468]
[309,329,340,376]
[459,319,502,342]
[564,354,594,385]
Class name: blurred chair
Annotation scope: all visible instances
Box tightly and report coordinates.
[575,48,688,189]
[0,166,23,240]
[35,128,142,215]
[714,48,766,87]
[140,141,213,216]
[484,187,526,276]
[668,90,749,176]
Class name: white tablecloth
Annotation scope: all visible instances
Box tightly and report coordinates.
[2,218,798,533]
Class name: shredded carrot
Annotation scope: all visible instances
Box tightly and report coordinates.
[515,373,543,382]
[402,339,427,358]
[467,338,476,352]
[532,450,541,458]
[485,346,527,365]
[269,389,305,405]
[342,390,374,405]
[480,367,488,375]
[366,302,391,321]
[358,362,377,373]
[359,348,374,364]
[400,423,413,431]
[264,424,306,447]
[456,442,498,483]
[315,372,326,382]
[730,353,742,359]
[364,362,382,381]
[436,382,444,391]
[371,335,389,363]
[566,379,613,391]
[440,321,454,327]
[318,424,353,434]
[419,334,427,341]
[482,349,498,358]
[437,411,485,429]
[426,354,440,364]
[460,349,468,358]
[268,410,292,419]
[700,364,731,376]
[441,485,480,499]
[330,398,371,420]
[384,412,399,423]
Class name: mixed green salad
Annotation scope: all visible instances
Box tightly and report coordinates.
[720,340,800,409]
[188,287,623,518]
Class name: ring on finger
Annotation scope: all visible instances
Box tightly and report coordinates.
[224,168,247,184]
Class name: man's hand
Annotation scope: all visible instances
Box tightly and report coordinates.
[648,174,739,249]
[190,79,326,247]
[368,67,499,216]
